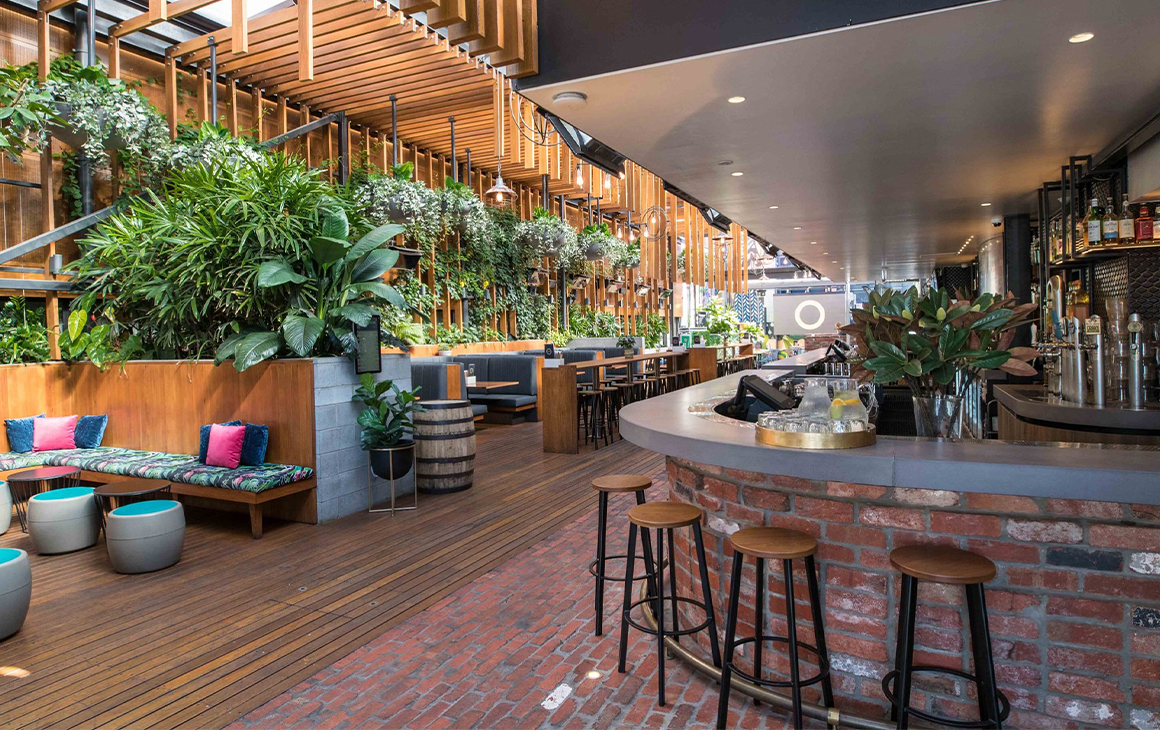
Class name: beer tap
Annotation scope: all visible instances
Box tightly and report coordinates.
[1085,315,1105,407]
[1129,314,1146,409]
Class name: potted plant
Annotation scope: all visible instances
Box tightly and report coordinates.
[353,374,424,479]
[840,286,1037,438]
[579,222,614,261]
[436,342,453,356]
[617,335,636,357]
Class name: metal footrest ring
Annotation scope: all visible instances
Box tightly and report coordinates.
[623,595,713,638]
[882,666,1010,728]
[588,554,661,583]
[724,635,831,689]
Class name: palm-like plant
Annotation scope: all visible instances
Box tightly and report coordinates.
[215,207,407,371]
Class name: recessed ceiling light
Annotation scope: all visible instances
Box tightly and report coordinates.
[731,171,744,177]
[793,226,802,230]
[718,160,734,166]
[831,260,838,263]
[727,96,746,104]
[980,202,992,207]
[810,241,817,245]
[1069,32,1094,44]
[551,91,588,109]
[769,205,779,209]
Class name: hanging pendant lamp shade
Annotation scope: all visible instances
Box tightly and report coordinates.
[485,157,516,208]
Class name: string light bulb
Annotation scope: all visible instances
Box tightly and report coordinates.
[604,175,611,190]
[575,163,584,186]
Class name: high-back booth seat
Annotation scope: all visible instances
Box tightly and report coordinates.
[105,500,186,574]
[27,486,100,554]
[0,548,30,640]
[561,349,604,385]
[410,362,487,418]
[412,354,540,422]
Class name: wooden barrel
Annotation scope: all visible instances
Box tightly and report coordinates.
[414,400,477,494]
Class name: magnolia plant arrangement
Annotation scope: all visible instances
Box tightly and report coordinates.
[839,286,1037,437]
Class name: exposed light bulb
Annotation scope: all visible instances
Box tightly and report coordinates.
[496,191,504,203]
[576,164,583,186]
[604,175,610,190]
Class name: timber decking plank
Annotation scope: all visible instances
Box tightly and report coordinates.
[0,423,664,730]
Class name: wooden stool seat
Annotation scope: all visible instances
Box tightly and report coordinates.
[628,502,702,529]
[729,527,817,560]
[890,545,996,585]
[592,474,652,493]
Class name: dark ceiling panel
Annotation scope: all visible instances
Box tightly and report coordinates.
[519,0,988,89]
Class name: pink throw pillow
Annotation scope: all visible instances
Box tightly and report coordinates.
[32,415,78,452]
[206,424,246,469]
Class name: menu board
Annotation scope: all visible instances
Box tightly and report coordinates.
[354,315,382,374]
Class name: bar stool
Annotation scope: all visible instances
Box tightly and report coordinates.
[619,502,721,706]
[883,545,1009,729]
[577,386,597,446]
[589,475,658,637]
[717,527,833,729]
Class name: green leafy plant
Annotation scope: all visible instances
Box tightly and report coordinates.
[0,297,50,363]
[839,286,1038,397]
[547,328,573,348]
[216,208,407,371]
[579,222,615,261]
[617,335,636,350]
[568,305,622,338]
[700,297,742,342]
[58,305,142,369]
[0,62,58,161]
[352,374,424,449]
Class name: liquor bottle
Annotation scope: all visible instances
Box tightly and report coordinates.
[1119,194,1136,244]
[1085,198,1102,247]
[1136,202,1154,243]
[1102,196,1119,243]
[1068,278,1091,321]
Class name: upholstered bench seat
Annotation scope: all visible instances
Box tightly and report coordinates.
[0,448,313,493]
[466,393,539,409]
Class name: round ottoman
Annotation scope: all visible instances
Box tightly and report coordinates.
[105,500,185,574]
[0,482,11,535]
[27,487,99,555]
[0,548,31,640]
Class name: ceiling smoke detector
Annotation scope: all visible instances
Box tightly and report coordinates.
[551,91,588,110]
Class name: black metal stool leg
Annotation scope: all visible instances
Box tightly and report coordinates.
[716,552,744,729]
[783,558,803,729]
[693,521,721,668]
[635,491,659,599]
[753,557,765,705]
[594,491,609,637]
[655,526,667,706]
[966,584,1003,728]
[667,527,680,642]
[806,555,835,708]
[618,522,639,674]
[895,575,919,730]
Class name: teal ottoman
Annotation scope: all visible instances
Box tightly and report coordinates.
[27,487,99,555]
[0,548,31,640]
[106,500,185,574]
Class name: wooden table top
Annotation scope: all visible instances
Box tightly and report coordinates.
[93,478,172,497]
[568,350,684,371]
[7,465,81,482]
[468,381,520,391]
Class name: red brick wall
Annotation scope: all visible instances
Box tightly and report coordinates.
[664,457,1160,729]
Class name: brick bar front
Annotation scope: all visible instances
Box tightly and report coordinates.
[664,457,1160,729]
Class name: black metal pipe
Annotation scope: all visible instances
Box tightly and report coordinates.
[208,36,218,124]
[337,111,350,185]
[449,116,456,182]
[465,148,471,188]
[390,94,398,167]
[87,0,96,68]
[541,173,548,208]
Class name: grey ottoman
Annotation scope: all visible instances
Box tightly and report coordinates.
[27,487,99,555]
[0,548,31,640]
[0,482,10,535]
[105,500,185,574]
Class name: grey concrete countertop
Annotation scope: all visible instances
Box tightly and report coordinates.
[620,370,1160,505]
[995,384,1160,431]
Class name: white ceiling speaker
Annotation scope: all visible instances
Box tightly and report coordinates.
[552,91,588,110]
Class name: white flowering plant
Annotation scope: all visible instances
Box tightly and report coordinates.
[352,162,442,252]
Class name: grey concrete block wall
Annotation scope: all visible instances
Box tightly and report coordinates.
[313,354,414,522]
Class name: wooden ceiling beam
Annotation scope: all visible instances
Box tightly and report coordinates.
[171,0,362,58]
[447,0,484,43]
[468,0,502,56]
[111,0,219,38]
[261,41,467,90]
[270,51,478,99]
[292,74,491,112]
[425,0,467,29]
[232,0,248,54]
[298,0,313,80]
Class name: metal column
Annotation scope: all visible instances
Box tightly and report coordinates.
[337,112,350,185]
[389,95,398,167]
[449,116,456,182]
[208,37,218,124]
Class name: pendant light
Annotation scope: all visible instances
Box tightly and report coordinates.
[485,155,515,208]
[575,163,584,186]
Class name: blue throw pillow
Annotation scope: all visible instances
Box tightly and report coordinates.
[4,414,45,453]
[198,420,242,463]
[240,423,269,466]
[74,414,108,449]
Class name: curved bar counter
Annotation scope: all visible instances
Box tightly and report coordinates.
[620,368,1160,728]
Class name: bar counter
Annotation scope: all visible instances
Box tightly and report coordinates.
[619,369,1160,728]
[996,384,1160,446]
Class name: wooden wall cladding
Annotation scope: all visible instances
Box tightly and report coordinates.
[0,360,316,467]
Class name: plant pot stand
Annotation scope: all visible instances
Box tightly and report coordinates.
[367,443,416,514]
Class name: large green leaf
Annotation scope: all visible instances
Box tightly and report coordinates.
[320,208,349,242]
[872,362,906,384]
[347,223,406,261]
[334,303,377,326]
[350,248,400,283]
[257,260,307,287]
[309,236,350,267]
[870,341,907,362]
[969,351,1011,369]
[971,308,1013,330]
[232,331,282,372]
[214,332,247,365]
[67,309,86,341]
[282,314,325,356]
[349,280,406,308]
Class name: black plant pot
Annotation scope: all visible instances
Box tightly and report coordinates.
[389,245,422,270]
[369,440,414,480]
[384,196,409,224]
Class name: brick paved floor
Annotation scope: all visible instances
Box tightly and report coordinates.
[230,474,810,729]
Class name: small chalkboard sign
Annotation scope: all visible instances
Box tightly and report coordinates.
[354,315,382,374]
[544,343,556,359]
[671,336,680,347]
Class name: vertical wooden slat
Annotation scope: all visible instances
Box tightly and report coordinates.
[227,79,239,135]
[148,0,167,22]
[233,0,249,54]
[277,96,287,138]
[109,37,121,79]
[298,0,314,81]
[199,69,210,121]
[251,86,263,141]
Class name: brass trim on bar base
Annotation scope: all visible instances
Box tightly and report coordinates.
[755,424,877,450]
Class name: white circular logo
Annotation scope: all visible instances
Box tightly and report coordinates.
[794,300,826,331]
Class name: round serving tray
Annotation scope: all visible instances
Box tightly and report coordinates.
[755,424,877,450]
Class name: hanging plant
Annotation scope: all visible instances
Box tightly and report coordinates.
[516,207,576,261]
[603,236,641,273]
[579,222,615,261]
[353,162,441,252]
[0,62,58,162]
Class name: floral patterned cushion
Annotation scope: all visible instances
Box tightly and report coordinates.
[0,451,54,472]
[31,447,313,494]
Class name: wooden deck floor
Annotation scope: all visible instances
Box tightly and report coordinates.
[0,423,663,730]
